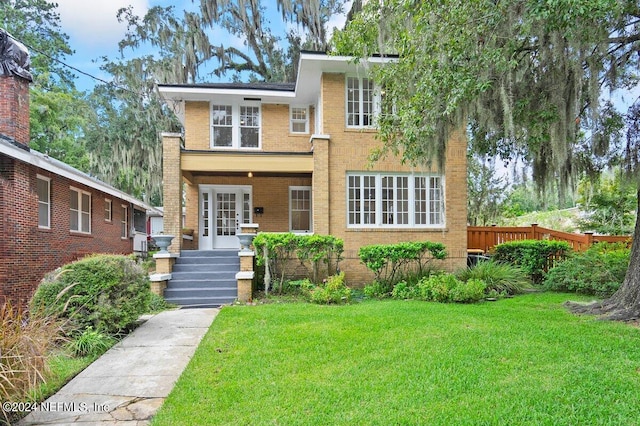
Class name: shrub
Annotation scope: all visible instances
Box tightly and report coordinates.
[0,303,65,423]
[307,272,352,305]
[30,254,151,336]
[67,327,116,358]
[391,273,487,303]
[456,261,532,295]
[493,240,571,283]
[253,233,344,293]
[358,241,447,287]
[544,242,630,297]
[364,281,391,299]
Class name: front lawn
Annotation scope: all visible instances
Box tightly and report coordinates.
[153,294,640,425]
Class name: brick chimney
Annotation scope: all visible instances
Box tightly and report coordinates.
[0,29,32,147]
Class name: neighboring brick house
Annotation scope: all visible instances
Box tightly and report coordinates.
[0,31,157,305]
[158,52,467,284]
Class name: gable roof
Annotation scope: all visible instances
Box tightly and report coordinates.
[0,134,160,214]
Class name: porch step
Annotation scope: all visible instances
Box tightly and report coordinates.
[164,250,240,308]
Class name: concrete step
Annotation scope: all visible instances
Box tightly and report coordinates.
[180,250,238,258]
[172,263,239,273]
[164,287,237,299]
[163,295,236,308]
[164,249,241,307]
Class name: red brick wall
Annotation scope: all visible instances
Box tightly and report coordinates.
[0,155,134,306]
[0,75,30,147]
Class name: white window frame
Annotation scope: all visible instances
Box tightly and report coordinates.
[290,106,309,134]
[210,102,261,150]
[121,204,128,239]
[37,175,51,229]
[70,187,91,234]
[346,75,381,128]
[105,199,112,222]
[347,173,444,228]
[289,186,312,233]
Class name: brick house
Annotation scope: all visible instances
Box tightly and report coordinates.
[0,31,157,305]
[157,52,467,293]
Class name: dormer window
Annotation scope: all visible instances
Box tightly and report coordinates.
[211,103,261,149]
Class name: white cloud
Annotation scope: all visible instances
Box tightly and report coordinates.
[55,0,149,49]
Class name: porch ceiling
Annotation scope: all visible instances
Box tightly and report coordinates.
[181,151,314,174]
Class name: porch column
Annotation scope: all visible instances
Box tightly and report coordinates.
[162,132,183,254]
[312,135,330,235]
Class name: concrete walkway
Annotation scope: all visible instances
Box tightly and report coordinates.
[19,308,219,426]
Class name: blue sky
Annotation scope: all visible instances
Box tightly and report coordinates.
[54,0,351,92]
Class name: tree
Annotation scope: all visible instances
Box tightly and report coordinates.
[335,0,640,320]
[467,152,507,226]
[577,169,637,235]
[0,0,90,169]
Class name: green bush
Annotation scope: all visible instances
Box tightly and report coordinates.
[30,254,151,335]
[456,261,532,295]
[364,281,391,299]
[253,233,344,292]
[391,273,486,303]
[358,241,447,287]
[492,240,571,283]
[308,272,352,304]
[67,327,116,358]
[544,242,630,297]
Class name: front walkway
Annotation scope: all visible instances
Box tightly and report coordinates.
[19,308,218,425]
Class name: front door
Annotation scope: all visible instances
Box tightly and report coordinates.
[199,185,252,249]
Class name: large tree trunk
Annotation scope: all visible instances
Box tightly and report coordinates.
[567,189,640,320]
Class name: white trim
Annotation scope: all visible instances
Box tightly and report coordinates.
[36,174,51,229]
[105,198,112,222]
[290,106,309,134]
[210,101,262,150]
[0,138,158,214]
[346,172,445,229]
[70,186,91,234]
[289,186,312,233]
[121,204,128,239]
[345,75,380,129]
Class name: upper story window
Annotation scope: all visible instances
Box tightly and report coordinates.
[70,187,91,234]
[240,106,260,148]
[37,175,50,229]
[347,173,444,228]
[211,103,261,149]
[290,106,309,134]
[346,76,379,128]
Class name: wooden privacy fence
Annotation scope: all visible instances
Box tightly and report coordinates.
[468,224,632,254]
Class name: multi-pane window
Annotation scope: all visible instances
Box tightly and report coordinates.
[346,76,375,127]
[240,106,260,148]
[348,175,376,225]
[105,199,112,222]
[348,173,444,227]
[121,205,128,239]
[290,107,308,133]
[290,187,312,232]
[37,176,50,229]
[70,188,91,233]
[211,104,260,149]
[212,105,233,147]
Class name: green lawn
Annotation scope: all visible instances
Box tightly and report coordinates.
[153,294,640,425]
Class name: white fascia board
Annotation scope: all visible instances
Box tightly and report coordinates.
[158,86,296,101]
[0,140,159,214]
